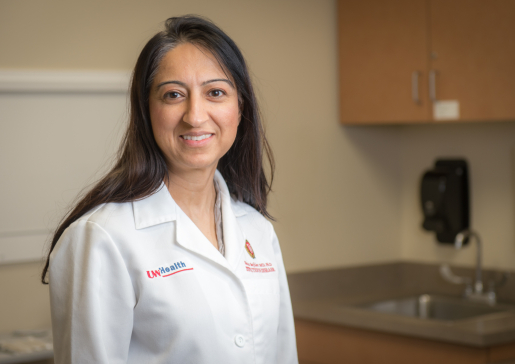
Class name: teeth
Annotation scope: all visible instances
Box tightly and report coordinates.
[183,134,212,141]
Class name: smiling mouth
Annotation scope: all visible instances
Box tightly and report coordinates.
[181,134,213,141]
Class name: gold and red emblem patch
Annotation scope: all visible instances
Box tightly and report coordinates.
[245,240,256,259]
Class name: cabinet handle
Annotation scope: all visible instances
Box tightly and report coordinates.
[429,69,437,103]
[412,71,421,104]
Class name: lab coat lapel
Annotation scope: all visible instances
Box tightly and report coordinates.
[222,200,246,270]
[175,207,231,271]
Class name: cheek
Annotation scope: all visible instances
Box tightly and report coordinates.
[150,104,167,131]
[150,106,179,144]
[219,104,241,141]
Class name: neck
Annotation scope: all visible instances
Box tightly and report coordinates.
[166,165,217,219]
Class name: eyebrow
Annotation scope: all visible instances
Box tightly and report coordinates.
[156,78,235,90]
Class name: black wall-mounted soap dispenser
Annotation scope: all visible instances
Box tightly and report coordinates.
[420,159,469,244]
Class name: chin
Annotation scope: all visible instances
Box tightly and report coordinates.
[175,158,220,172]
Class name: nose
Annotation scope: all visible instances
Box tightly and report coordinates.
[183,93,208,127]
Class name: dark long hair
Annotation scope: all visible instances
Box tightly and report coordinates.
[41,15,274,284]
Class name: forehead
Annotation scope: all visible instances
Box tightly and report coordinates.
[154,43,228,82]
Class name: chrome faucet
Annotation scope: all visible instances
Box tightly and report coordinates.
[440,229,503,305]
[455,229,484,296]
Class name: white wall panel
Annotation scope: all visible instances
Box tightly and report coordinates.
[0,70,130,264]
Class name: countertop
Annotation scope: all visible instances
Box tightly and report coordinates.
[0,330,52,364]
[287,261,515,347]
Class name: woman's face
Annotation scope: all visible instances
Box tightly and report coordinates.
[149,42,240,175]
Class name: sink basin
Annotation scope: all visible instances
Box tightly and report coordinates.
[356,294,514,321]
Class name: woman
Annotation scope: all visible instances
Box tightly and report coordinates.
[42,15,298,364]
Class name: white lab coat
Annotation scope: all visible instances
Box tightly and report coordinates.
[49,170,298,364]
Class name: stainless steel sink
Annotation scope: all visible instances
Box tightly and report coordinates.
[356,294,515,321]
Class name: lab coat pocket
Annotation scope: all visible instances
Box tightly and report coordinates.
[242,278,280,354]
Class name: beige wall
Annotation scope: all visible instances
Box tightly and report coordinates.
[1,0,514,335]
[0,0,404,333]
[0,262,51,331]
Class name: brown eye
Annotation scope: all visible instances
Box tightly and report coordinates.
[209,89,224,97]
[165,91,181,99]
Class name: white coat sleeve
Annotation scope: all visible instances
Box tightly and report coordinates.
[271,227,299,364]
[49,219,135,364]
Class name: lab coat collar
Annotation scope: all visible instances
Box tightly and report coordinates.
[132,170,247,230]
[132,184,177,230]
[132,170,248,271]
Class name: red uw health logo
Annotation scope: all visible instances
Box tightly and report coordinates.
[245,240,255,259]
[146,261,193,279]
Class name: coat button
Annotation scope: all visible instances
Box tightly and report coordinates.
[234,334,245,348]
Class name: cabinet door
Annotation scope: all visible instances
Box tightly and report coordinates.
[430,0,515,122]
[338,0,430,124]
[296,319,488,364]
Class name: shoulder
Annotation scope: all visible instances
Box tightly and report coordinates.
[51,202,134,264]
[64,200,133,232]
[232,198,275,238]
[49,203,136,288]
[233,198,269,221]
[75,201,136,232]
[54,201,136,257]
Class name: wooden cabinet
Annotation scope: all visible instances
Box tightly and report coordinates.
[338,0,430,124]
[430,0,515,122]
[295,318,515,364]
[338,0,515,124]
